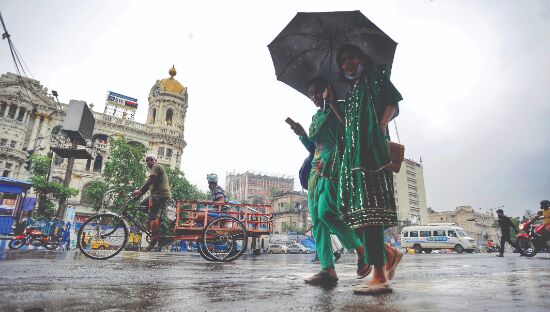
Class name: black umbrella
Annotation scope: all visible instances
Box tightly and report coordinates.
[268,10,397,100]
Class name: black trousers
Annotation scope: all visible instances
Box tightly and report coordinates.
[499,234,515,255]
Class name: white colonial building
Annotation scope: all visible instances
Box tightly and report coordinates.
[0,66,188,218]
[393,159,429,226]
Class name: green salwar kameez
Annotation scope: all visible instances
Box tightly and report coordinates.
[300,108,361,270]
[338,65,403,266]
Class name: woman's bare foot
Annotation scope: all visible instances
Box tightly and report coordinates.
[367,265,388,286]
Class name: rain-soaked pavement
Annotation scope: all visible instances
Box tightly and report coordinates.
[0,250,548,312]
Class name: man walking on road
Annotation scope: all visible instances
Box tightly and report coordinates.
[496,208,517,257]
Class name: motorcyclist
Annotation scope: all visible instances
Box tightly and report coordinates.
[538,200,550,237]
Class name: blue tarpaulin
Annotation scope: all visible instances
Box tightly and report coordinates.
[0,177,32,194]
[300,237,316,251]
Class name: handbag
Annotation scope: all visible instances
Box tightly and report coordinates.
[372,102,405,173]
[385,141,405,173]
[299,153,314,189]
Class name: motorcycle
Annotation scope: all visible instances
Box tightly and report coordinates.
[485,240,499,253]
[515,216,550,257]
[8,225,60,250]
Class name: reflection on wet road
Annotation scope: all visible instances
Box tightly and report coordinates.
[0,250,548,311]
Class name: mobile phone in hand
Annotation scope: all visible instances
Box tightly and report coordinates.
[285,117,296,127]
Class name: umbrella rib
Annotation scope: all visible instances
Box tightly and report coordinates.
[271,33,328,45]
[276,44,330,79]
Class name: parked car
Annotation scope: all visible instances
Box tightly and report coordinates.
[268,244,287,254]
[286,244,311,254]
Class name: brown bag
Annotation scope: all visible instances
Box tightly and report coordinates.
[385,141,405,173]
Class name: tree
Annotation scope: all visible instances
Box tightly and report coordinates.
[87,137,148,219]
[82,180,108,212]
[29,154,78,218]
[163,166,208,202]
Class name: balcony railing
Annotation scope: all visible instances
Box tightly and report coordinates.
[0,146,26,160]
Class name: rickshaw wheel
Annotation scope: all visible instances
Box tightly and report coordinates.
[198,242,218,262]
[202,216,247,262]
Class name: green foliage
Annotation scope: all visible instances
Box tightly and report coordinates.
[82,181,108,212]
[99,138,148,218]
[163,166,208,201]
[29,154,78,218]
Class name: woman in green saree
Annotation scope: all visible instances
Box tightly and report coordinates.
[329,44,404,295]
[289,77,370,286]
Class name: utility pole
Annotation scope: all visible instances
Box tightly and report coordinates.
[56,138,77,220]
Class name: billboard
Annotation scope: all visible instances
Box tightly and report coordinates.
[106,91,138,109]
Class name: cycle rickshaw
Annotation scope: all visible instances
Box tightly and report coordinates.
[77,194,272,262]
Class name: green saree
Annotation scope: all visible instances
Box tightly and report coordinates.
[337,65,403,229]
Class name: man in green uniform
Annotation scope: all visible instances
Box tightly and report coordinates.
[133,154,171,251]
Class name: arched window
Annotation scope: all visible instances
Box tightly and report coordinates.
[85,158,92,171]
[151,108,156,124]
[51,125,65,136]
[165,109,173,125]
[93,155,103,172]
[92,134,109,145]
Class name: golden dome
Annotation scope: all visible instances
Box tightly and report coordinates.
[160,65,185,94]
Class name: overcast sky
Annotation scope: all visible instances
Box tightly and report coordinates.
[1,0,548,217]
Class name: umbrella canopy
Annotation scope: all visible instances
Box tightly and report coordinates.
[268,10,397,100]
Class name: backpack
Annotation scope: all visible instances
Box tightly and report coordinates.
[299,153,314,190]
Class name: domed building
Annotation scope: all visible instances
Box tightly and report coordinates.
[0,66,188,218]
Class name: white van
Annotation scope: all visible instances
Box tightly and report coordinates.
[400,223,477,253]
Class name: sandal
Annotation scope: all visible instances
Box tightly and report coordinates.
[353,281,392,295]
[304,270,338,286]
[357,256,372,279]
[387,247,403,280]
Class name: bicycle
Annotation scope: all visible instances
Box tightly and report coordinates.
[77,193,249,261]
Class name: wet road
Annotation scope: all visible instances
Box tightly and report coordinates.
[0,250,548,312]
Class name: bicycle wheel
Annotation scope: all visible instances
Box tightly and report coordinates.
[202,216,247,262]
[77,213,128,260]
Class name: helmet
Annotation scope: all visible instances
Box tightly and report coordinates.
[207,173,218,183]
[540,200,550,209]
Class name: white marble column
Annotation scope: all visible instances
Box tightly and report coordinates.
[14,106,20,120]
[27,115,41,151]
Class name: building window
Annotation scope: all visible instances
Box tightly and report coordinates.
[5,163,12,169]
[10,140,16,148]
[152,108,156,124]
[2,170,9,177]
[158,147,165,156]
[85,158,92,171]
[166,109,173,125]
[17,108,25,121]
[166,148,172,158]
[0,103,6,116]
[0,139,6,146]
[93,155,103,172]
[7,105,16,118]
